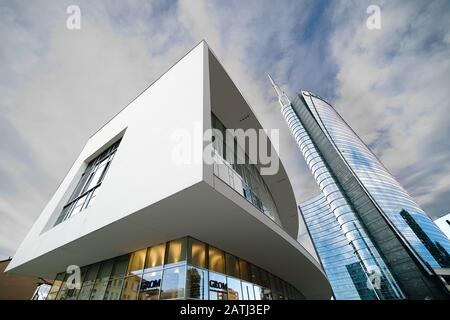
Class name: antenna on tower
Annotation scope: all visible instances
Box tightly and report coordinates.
[268,74,291,107]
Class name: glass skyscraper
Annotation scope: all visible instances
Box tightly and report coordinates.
[270,76,450,299]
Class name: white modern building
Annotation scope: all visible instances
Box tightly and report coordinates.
[6,42,331,300]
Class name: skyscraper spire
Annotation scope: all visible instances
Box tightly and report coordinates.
[268,74,291,107]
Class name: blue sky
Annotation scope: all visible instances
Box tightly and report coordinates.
[1,0,449,259]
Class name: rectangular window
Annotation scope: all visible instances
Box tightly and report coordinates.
[127,248,146,276]
[208,272,227,300]
[120,276,141,300]
[46,273,65,300]
[54,138,121,226]
[90,260,114,300]
[186,266,208,300]
[225,253,240,278]
[188,238,207,268]
[144,243,165,272]
[138,270,162,300]
[227,277,242,300]
[165,238,187,265]
[208,246,225,274]
[160,265,186,299]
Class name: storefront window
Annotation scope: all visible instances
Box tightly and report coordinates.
[166,238,187,265]
[103,278,124,300]
[186,266,208,300]
[208,246,225,273]
[160,265,186,299]
[253,285,263,300]
[49,236,301,301]
[47,273,65,300]
[127,248,146,275]
[225,253,240,278]
[111,255,129,278]
[120,275,141,300]
[239,259,252,282]
[145,243,165,271]
[139,270,162,300]
[250,264,262,286]
[188,238,207,268]
[209,272,227,300]
[241,281,255,300]
[76,264,99,300]
[227,277,242,300]
[90,260,113,300]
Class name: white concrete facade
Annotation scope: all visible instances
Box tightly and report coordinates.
[435,214,450,240]
[6,42,331,299]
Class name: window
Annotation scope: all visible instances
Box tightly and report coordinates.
[77,264,99,300]
[227,277,242,300]
[208,246,225,273]
[160,266,186,299]
[90,260,113,300]
[188,238,206,268]
[186,266,208,300]
[54,139,121,226]
[166,238,187,265]
[120,276,141,300]
[241,281,255,300]
[127,249,147,276]
[46,273,65,300]
[225,253,240,278]
[144,243,166,272]
[139,270,162,300]
[239,259,252,282]
[209,272,227,300]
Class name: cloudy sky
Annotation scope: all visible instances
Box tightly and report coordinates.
[1,0,449,260]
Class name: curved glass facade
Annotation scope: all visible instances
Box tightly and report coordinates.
[300,195,396,299]
[47,237,304,300]
[281,104,403,299]
[301,92,450,270]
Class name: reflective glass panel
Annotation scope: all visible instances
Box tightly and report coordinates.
[120,276,141,300]
[166,238,187,265]
[127,248,146,275]
[103,278,124,300]
[241,281,255,300]
[189,238,206,268]
[160,266,186,299]
[139,270,162,300]
[186,266,208,300]
[111,255,129,278]
[227,277,242,300]
[209,272,227,300]
[225,253,240,278]
[208,246,225,273]
[145,243,165,271]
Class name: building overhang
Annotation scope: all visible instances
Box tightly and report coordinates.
[7,180,331,299]
[207,48,299,237]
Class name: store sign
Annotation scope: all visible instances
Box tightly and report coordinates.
[141,279,161,291]
[209,280,227,291]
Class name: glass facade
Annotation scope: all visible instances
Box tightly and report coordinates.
[300,194,397,299]
[281,102,403,299]
[55,139,121,226]
[300,92,450,270]
[211,113,281,225]
[47,237,303,300]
